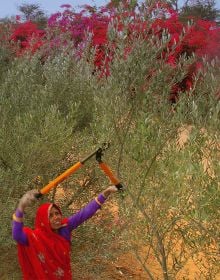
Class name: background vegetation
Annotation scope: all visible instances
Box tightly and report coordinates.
[0,0,219,279]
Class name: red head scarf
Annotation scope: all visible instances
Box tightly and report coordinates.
[17,203,72,280]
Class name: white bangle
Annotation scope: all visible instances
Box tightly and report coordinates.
[95,197,102,206]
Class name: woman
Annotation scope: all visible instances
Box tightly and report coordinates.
[12,186,118,279]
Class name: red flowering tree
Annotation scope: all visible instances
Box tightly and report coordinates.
[10,21,45,55]
[46,4,112,75]
[5,1,220,99]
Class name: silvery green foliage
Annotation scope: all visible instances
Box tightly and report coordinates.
[0,51,96,245]
[0,32,219,278]
[89,37,219,278]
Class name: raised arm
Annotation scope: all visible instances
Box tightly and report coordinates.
[12,190,38,245]
[67,186,118,231]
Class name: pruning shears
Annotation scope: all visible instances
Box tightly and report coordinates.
[35,143,124,198]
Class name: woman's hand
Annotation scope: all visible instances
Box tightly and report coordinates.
[18,190,39,212]
[102,185,118,199]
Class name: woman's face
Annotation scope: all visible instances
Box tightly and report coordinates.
[49,206,62,231]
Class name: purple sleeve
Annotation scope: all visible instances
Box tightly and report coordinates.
[67,194,106,231]
[12,210,28,245]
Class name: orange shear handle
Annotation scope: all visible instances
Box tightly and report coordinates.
[98,162,124,190]
[35,162,83,198]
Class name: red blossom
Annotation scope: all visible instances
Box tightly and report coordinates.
[92,24,108,45]
[6,2,220,100]
[15,15,21,22]
[10,21,45,55]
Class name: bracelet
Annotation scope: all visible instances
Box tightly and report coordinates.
[95,197,102,207]
[12,213,23,223]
